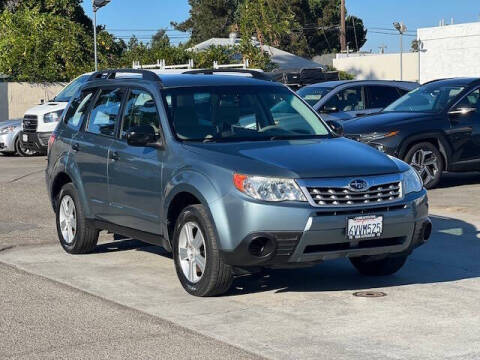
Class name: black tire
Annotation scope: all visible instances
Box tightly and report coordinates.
[15,137,37,157]
[350,255,408,276]
[172,204,233,297]
[55,183,99,254]
[404,142,443,189]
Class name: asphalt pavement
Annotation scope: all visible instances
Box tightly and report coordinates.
[1,155,479,359]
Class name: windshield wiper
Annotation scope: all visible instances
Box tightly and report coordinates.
[269,134,326,141]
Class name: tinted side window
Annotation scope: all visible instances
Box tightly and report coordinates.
[64,90,95,130]
[324,87,365,112]
[454,89,480,112]
[121,89,161,139]
[87,88,123,137]
[367,86,400,108]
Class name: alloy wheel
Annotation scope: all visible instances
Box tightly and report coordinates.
[59,195,77,244]
[409,148,439,186]
[178,222,206,283]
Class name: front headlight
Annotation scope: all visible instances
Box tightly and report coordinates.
[403,167,423,194]
[359,131,399,142]
[0,125,15,134]
[233,174,307,202]
[43,110,63,123]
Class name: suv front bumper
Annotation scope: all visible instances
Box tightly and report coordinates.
[216,190,429,268]
[20,131,50,153]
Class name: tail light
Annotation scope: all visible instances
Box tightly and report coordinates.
[47,133,57,154]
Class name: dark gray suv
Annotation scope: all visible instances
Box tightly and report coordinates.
[46,69,431,296]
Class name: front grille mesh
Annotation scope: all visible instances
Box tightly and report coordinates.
[307,181,402,206]
[23,115,38,132]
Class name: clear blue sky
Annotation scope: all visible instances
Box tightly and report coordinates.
[82,0,480,53]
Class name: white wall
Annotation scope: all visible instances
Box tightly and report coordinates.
[333,53,419,82]
[418,22,480,83]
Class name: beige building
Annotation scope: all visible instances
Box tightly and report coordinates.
[0,82,65,120]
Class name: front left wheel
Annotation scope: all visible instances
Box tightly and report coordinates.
[56,183,99,254]
[15,137,37,157]
[173,204,233,297]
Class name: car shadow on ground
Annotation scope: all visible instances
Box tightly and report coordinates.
[94,214,479,296]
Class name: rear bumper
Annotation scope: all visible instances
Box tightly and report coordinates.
[220,190,429,268]
[20,131,50,153]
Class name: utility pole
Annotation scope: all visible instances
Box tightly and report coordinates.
[393,21,407,80]
[378,44,387,54]
[340,0,346,52]
[92,0,111,72]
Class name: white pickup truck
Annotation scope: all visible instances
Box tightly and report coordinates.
[20,73,91,154]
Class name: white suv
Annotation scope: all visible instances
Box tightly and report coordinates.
[20,73,91,154]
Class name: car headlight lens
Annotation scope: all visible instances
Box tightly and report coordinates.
[0,125,15,134]
[359,131,399,142]
[233,174,307,202]
[403,167,423,194]
[43,110,63,123]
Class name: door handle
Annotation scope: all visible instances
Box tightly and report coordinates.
[72,143,79,152]
[109,151,119,161]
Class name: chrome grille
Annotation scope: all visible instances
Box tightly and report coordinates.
[23,115,38,132]
[306,181,402,206]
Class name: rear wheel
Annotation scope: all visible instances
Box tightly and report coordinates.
[15,137,37,157]
[350,255,408,276]
[56,183,99,254]
[173,204,233,297]
[404,142,443,189]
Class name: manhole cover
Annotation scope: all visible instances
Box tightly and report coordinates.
[353,291,386,298]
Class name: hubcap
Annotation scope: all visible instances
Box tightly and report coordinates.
[178,222,206,283]
[409,149,439,186]
[59,195,77,244]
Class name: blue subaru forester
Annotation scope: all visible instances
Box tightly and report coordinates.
[46,69,431,296]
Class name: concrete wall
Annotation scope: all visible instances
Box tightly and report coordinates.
[333,53,419,82]
[0,82,65,120]
[418,22,480,83]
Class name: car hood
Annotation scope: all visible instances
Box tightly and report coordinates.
[343,111,435,134]
[0,119,22,128]
[24,101,67,116]
[184,137,404,178]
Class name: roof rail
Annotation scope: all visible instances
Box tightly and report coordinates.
[87,69,162,83]
[183,68,272,81]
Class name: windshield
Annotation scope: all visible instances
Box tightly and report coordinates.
[162,86,331,142]
[297,86,333,106]
[54,75,89,102]
[383,83,465,113]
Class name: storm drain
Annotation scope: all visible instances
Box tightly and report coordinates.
[353,291,387,298]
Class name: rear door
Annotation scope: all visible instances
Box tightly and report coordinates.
[72,87,124,218]
[106,88,165,234]
[365,85,404,114]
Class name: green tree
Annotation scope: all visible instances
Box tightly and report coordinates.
[0,8,93,81]
[172,0,240,44]
[151,29,170,49]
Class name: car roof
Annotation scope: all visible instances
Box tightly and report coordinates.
[423,77,480,87]
[304,79,418,89]
[157,74,282,88]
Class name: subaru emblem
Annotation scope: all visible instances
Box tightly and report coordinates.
[349,179,368,192]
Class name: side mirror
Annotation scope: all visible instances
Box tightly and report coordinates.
[326,120,344,137]
[39,99,45,105]
[448,107,477,117]
[322,105,338,113]
[126,125,158,147]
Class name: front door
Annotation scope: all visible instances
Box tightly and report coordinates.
[448,88,480,168]
[106,88,164,234]
[72,87,124,219]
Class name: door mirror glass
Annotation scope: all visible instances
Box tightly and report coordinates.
[326,120,344,136]
[322,105,338,113]
[126,125,157,147]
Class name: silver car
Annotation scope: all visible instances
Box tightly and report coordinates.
[298,80,419,121]
[0,119,37,156]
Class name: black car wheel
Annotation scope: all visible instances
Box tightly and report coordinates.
[15,137,37,157]
[173,204,233,297]
[404,142,443,189]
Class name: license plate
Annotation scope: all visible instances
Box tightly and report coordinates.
[347,215,383,240]
[22,134,28,142]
